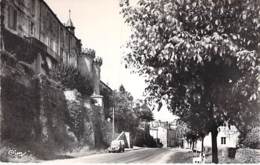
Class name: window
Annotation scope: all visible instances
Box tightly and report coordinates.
[221,137,226,145]
[8,6,17,30]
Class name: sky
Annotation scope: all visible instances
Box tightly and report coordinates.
[44,0,176,122]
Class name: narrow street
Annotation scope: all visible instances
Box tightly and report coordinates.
[45,148,194,164]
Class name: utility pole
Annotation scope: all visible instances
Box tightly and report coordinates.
[112,91,115,140]
[112,106,115,140]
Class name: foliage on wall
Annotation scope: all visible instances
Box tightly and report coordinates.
[91,105,106,148]
[49,64,94,96]
[100,87,113,119]
[0,51,76,160]
[64,90,92,143]
[3,29,37,64]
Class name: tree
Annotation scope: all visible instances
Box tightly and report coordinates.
[110,85,139,134]
[181,108,210,153]
[119,84,126,93]
[133,99,155,147]
[237,110,260,146]
[172,120,189,147]
[174,119,205,150]
[134,100,154,122]
[120,0,260,163]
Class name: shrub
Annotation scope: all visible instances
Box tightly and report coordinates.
[236,148,258,163]
[133,129,157,147]
[49,65,94,96]
[243,127,260,149]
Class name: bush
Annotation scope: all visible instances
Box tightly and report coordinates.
[133,129,157,147]
[243,127,260,149]
[236,148,258,163]
[228,148,237,159]
[49,65,94,96]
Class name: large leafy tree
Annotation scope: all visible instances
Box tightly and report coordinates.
[120,0,260,163]
[110,85,139,134]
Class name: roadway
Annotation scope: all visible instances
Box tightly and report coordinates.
[45,147,194,164]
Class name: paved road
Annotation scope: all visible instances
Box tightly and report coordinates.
[45,148,193,164]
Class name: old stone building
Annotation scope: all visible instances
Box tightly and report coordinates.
[0,0,113,157]
[149,121,175,148]
[1,0,81,73]
[183,123,240,158]
[1,0,107,98]
[0,0,107,101]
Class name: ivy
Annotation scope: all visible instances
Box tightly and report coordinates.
[49,65,94,96]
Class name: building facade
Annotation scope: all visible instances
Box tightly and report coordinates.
[0,0,114,150]
[203,124,240,149]
[149,121,175,148]
[184,124,240,152]
[1,0,109,109]
[1,0,81,73]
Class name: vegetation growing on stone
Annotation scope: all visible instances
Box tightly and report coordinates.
[49,65,94,96]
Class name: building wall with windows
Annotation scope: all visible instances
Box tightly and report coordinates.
[2,0,106,99]
[149,121,175,148]
[2,0,81,72]
[189,124,240,152]
[203,125,240,148]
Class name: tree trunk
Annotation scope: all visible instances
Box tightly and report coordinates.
[192,140,195,151]
[211,127,219,163]
[201,136,204,154]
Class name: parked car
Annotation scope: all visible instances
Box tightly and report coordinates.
[108,140,125,153]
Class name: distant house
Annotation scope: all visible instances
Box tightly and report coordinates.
[185,123,240,151]
[149,121,175,148]
[204,124,240,148]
